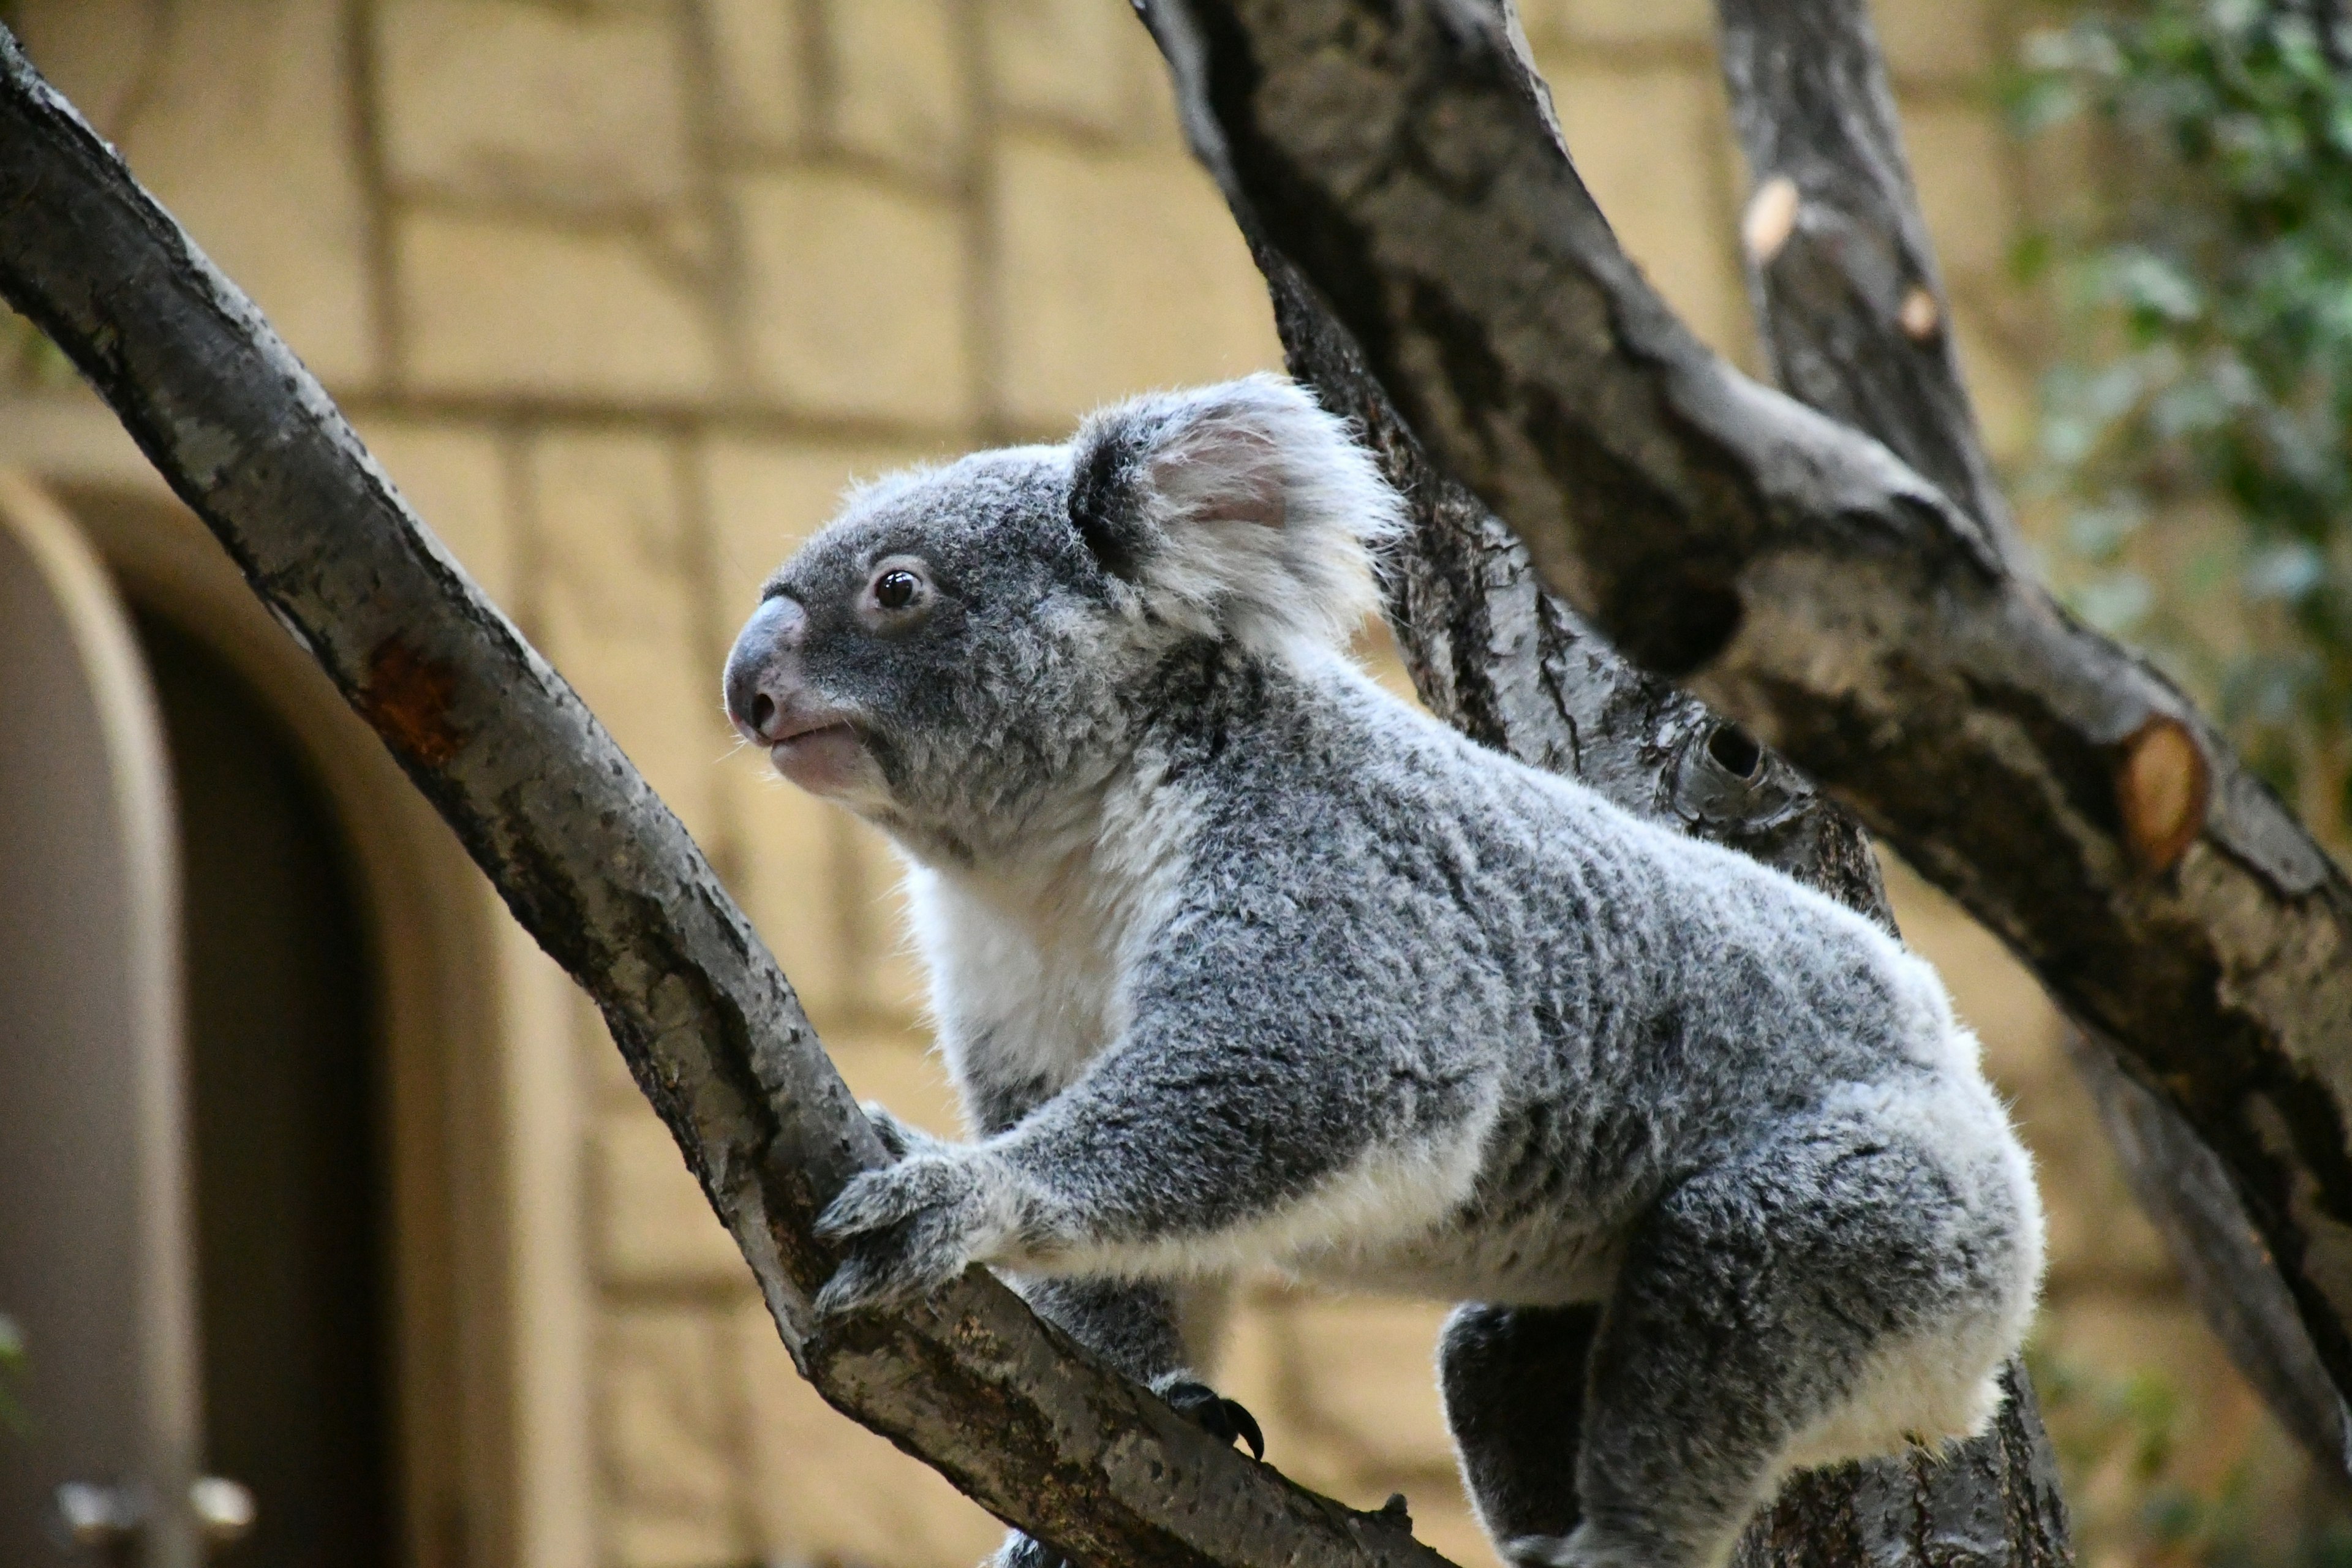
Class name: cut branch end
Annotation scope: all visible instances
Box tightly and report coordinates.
[1743,176,1801,265]
[1897,285,1940,343]
[2118,715,2209,872]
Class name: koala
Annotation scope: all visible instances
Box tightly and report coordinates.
[721,375,2044,1568]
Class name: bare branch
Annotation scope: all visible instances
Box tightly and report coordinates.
[1136,0,2352,1415]
[1711,0,2352,1472]
[0,28,1457,1568]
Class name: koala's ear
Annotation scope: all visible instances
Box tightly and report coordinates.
[1065,374,1403,647]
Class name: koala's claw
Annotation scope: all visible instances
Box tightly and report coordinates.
[1158,1377,1266,1461]
[859,1100,948,1161]
[812,1155,995,1314]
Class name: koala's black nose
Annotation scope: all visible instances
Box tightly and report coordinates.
[724,594,808,741]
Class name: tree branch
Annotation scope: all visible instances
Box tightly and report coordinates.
[0,29,1453,1568]
[1711,0,2351,1472]
[1136,0,2352,1417]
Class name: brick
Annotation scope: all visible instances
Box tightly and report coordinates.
[375,0,692,213]
[528,432,731,846]
[992,137,1281,429]
[703,437,934,622]
[1551,65,1751,363]
[1902,104,2014,284]
[829,1028,969,1137]
[1415,1503,1505,1568]
[355,418,516,609]
[1280,1298,1458,1475]
[1215,1291,1354,1496]
[842,815,929,1021]
[703,0,807,152]
[597,1306,749,1568]
[984,0,1137,137]
[7,0,160,133]
[726,766,862,1033]
[736,1297,1006,1564]
[733,172,975,425]
[1874,0,1993,83]
[15,0,379,388]
[1951,309,2035,470]
[1551,0,1714,47]
[592,1109,752,1291]
[396,211,719,401]
[823,0,973,180]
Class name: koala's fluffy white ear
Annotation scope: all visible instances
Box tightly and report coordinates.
[1068,374,1404,649]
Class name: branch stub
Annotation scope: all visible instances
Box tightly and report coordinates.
[1743,176,1801,265]
[2118,714,2210,873]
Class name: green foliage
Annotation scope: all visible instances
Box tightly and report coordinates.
[2029,1341,2352,1568]
[2011,0,2352,826]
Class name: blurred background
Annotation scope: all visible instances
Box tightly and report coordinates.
[0,1,2344,1566]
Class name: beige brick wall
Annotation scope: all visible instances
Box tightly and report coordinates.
[0,0,2301,1565]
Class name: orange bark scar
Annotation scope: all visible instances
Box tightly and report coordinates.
[2117,715,2208,873]
[358,635,466,767]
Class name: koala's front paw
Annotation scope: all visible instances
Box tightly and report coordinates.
[813,1150,1012,1315]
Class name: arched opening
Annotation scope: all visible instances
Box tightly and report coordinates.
[0,472,533,1568]
[137,607,394,1568]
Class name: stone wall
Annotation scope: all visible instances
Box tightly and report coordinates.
[0,1,2312,1566]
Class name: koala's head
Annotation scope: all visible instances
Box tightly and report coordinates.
[722,374,1402,848]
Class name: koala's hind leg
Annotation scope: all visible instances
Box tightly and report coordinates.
[1513,1121,2032,1568]
[1439,1303,1604,1547]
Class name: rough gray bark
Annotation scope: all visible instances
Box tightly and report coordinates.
[1713,0,2016,554]
[0,29,1450,1568]
[1134,0,2352,1427]
[1711,0,2351,1476]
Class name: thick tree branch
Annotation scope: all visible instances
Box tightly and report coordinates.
[0,31,1451,1568]
[1711,0,2351,1472]
[1714,0,2016,556]
[1137,0,2352,1418]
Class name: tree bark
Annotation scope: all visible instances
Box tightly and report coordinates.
[1133,0,2352,1427]
[1710,0,2351,1474]
[0,29,1452,1568]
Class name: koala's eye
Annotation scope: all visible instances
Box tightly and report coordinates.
[875,570,919,611]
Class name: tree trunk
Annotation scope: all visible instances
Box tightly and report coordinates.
[1711,0,2350,1474]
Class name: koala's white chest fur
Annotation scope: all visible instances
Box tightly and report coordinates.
[905,775,1197,1121]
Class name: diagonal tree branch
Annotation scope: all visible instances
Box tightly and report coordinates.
[0,29,1453,1568]
[1713,0,2352,1475]
[1135,0,2352,1421]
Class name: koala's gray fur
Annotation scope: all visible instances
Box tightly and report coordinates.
[722,375,2044,1568]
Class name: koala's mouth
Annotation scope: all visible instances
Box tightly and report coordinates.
[768,718,867,795]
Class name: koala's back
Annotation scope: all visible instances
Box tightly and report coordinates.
[1117,642,1991,1298]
